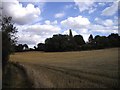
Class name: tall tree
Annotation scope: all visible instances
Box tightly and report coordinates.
[69,29,73,37]
[1,16,17,69]
[88,34,94,43]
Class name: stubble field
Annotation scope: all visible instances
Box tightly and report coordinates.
[9,48,119,88]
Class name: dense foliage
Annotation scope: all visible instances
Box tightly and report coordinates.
[11,29,120,52]
[1,16,17,69]
[32,30,120,52]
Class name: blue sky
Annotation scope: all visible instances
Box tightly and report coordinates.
[2,0,119,48]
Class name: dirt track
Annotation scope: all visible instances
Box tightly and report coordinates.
[3,62,33,88]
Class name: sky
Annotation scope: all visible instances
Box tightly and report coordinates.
[1,0,119,48]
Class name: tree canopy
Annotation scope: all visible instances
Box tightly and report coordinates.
[1,16,17,68]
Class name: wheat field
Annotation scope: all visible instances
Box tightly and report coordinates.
[10,48,119,88]
[0,63,2,89]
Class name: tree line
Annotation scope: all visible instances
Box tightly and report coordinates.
[15,29,120,52]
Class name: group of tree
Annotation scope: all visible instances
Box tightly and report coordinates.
[15,44,29,52]
[44,31,85,51]
[86,33,120,50]
[14,31,120,52]
[35,29,120,52]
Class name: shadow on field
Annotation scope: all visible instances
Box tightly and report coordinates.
[2,62,33,88]
[0,63,2,89]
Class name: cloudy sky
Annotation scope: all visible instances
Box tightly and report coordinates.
[2,0,119,48]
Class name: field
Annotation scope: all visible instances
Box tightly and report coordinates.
[0,63,2,89]
[8,48,119,88]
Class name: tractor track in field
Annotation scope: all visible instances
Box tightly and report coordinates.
[7,62,118,88]
[29,64,118,88]
[40,64,118,79]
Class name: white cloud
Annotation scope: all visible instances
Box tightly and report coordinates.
[95,18,114,26]
[103,19,114,26]
[98,2,105,6]
[74,0,95,12]
[26,24,61,33]
[89,24,118,34]
[61,16,90,29]
[55,12,65,18]
[52,20,58,25]
[16,23,61,48]
[88,7,96,14]
[61,15,118,42]
[102,1,118,16]
[44,20,50,25]
[2,0,41,25]
[61,16,92,41]
[44,20,58,25]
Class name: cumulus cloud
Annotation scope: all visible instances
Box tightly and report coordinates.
[95,18,114,27]
[102,1,118,16]
[103,20,114,26]
[16,23,61,47]
[2,0,41,25]
[61,16,92,41]
[61,15,118,41]
[44,20,51,25]
[24,24,61,34]
[74,0,96,12]
[55,12,65,18]
[89,23,118,34]
[44,20,58,25]
[61,16,90,29]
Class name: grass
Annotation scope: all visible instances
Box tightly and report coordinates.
[9,48,119,88]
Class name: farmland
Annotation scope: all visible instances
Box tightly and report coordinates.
[8,48,119,88]
[0,63,2,89]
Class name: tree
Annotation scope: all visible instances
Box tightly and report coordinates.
[1,16,17,69]
[94,36,109,49]
[37,43,45,51]
[88,34,94,43]
[45,38,54,51]
[74,35,85,46]
[45,34,77,52]
[69,29,73,37]
[16,44,24,52]
[23,44,29,51]
[108,33,120,47]
[34,46,37,50]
